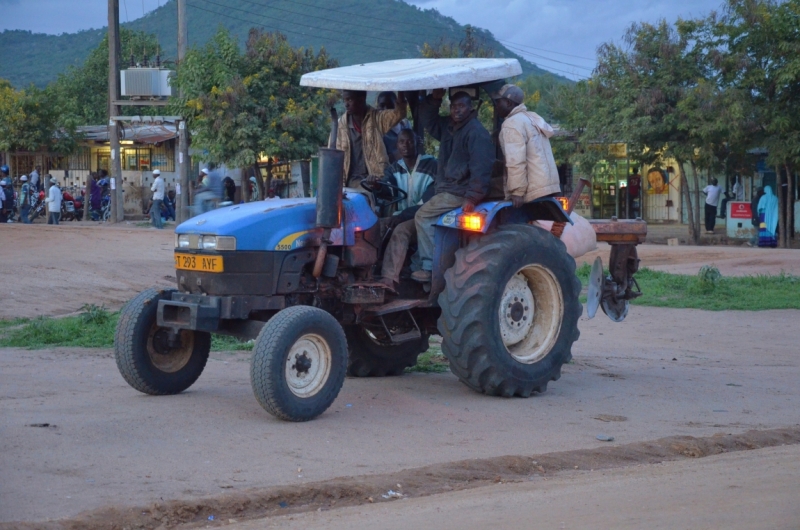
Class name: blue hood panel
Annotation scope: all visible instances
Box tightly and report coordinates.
[175,194,377,251]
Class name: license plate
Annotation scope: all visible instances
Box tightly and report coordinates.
[174,253,224,273]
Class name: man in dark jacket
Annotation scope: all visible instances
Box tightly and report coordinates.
[411,90,494,282]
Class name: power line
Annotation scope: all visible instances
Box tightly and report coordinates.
[257,0,453,33]
[190,0,592,80]
[195,0,423,48]
[504,43,594,71]
[186,1,399,53]
[233,0,439,43]
[498,40,595,61]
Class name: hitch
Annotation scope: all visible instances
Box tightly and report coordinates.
[587,244,642,322]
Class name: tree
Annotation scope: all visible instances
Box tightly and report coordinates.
[0,79,79,156]
[711,0,800,247]
[169,28,338,197]
[46,29,161,125]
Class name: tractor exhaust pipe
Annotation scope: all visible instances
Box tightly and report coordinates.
[313,108,344,278]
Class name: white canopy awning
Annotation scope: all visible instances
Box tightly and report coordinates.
[300,58,522,91]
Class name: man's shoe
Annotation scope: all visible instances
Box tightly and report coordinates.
[411,270,432,282]
[376,277,397,293]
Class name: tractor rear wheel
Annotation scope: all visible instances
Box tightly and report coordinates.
[438,224,581,397]
[345,326,429,377]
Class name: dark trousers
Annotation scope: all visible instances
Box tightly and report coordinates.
[48,212,60,225]
[20,205,30,224]
[704,203,716,232]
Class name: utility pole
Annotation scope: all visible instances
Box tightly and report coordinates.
[177,0,190,223]
[108,0,124,222]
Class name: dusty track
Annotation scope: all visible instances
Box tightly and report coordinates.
[2,223,797,319]
[1,224,799,528]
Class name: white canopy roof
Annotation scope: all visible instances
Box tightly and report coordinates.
[300,58,522,91]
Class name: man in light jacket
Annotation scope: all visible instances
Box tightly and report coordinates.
[492,84,561,208]
[336,90,407,186]
[45,177,62,225]
[150,169,165,229]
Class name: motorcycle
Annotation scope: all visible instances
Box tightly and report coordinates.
[28,190,46,222]
[61,188,83,221]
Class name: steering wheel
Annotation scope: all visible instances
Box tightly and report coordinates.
[360,178,408,214]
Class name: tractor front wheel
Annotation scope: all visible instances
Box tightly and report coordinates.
[250,306,347,421]
[114,288,210,395]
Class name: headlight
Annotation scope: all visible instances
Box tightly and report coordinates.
[215,236,236,251]
[199,235,217,250]
[175,234,236,250]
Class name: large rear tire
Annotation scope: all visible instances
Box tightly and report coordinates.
[250,306,347,421]
[438,224,581,397]
[345,326,429,377]
[114,288,211,395]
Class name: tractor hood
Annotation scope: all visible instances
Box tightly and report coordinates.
[175,193,377,252]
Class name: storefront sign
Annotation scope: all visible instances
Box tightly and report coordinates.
[729,202,752,219]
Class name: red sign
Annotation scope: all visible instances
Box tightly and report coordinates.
[729,202,752,219]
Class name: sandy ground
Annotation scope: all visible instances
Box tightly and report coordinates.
[1,305,799,524]
[0,223,175,320]
[2,223,798,320]
[247,445,800,530]
[1,223,799,527]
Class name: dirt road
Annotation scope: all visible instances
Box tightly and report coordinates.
[248,445,800,530]
[1,224,799,527]
[2,304,799,524]
[2,223,798,320]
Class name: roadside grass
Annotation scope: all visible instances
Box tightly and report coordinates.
[211,335,254,351]
[407,342,449,373]
[0,305,116,349]
[1,307,253,351]
[5,265,797,350]
[576,263,800,311]
[0,317,30,329]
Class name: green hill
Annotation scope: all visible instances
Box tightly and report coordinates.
[0,0,565,88]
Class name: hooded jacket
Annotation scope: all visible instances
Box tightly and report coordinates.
[336,101,407,179]
[499,104,561,202]
[418,95,494,204]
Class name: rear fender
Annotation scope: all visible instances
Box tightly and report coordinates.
[435,197,571,234]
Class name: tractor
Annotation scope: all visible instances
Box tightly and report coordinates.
[114,58,646,421]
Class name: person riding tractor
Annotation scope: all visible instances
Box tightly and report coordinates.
[113,58,647,422]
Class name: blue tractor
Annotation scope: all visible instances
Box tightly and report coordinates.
[114,59,646,421]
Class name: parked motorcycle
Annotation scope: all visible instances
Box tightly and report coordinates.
[61,189,83,221]
[28,190,46,222]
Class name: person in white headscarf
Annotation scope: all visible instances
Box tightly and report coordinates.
[249,176,260,201]
[757,185,779,247]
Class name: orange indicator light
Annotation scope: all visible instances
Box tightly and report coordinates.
[556,196,569,210]
[459,213,484,231]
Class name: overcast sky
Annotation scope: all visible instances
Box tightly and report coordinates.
[1,0,725,79]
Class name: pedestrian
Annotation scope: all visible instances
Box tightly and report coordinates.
[19,175,31,224]
[89,172,102,220]
[222,176,236,204]
[249,176,260,201]
[45,177,62,225]
[757,185,779,248]
[30,165,41,192]
[0,178,9,223]
[702,178,722,234]
[150,169,165,229]
[163,189,176,221]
